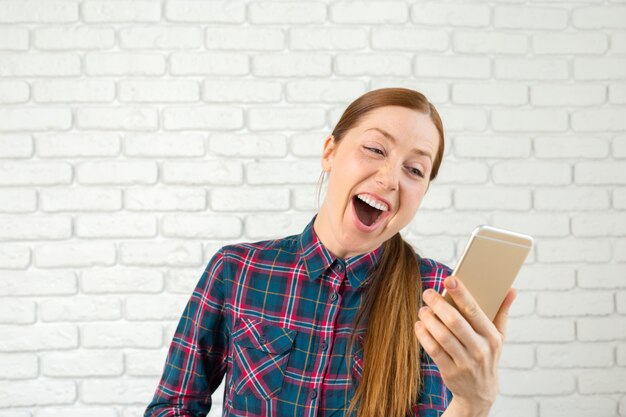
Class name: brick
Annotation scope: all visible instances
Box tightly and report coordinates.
[253,53,331,77]
[418,186,452,210]
[0,324,78,352]
[578,369,626,394]
[245,213,316,240]
[540,396,617,417]
[515,266,575,291]
[286,79,367,103]
[508,318,575,343]
[578,317,626,341]
[124,187,206,212]
[0,189,37,213]
[41,188,121,212]
[246,160,320,185]
[612,33,626,54]
[489,397,537,417]
[209,133,287,157]
[0,271,76,296]
[533,33,608,55]
[37,133,120,158]
[500,370,574,395]
[85,53,165,76]
[575,162,626,184]
[211,187,290,211]
[537,292,614,317]
[0,380,76,407]
[76,214,157,238]
[165,269,202,294]
[0,80,29,103]
[537,238,611,263]
[453,135,531,158]
[0,299,36,324]
[80,378,156,405]
[33,26,115,50]
[572,6,626,29]
[438,107,489,131]
[205,27,283,51]
[578,264,626,289]
[452,83,527,105]
[409,211,488,236]
[293,185,323,211]
[411,3,489,27]
[81,323,162,348]
[290,132,327,157]
[81,268,164,294]
[248,107,326,131]
[76,161,157,185]
[492,109,568,132]
[0,130,31,149]
[538,343,613,368]
[34,242,116,268]
[165,0,245,23]
[170,52,248,76]
[572,213,626,237]
[161,160,242,185]
[619,343,626,366]
[125,295,188,320]
[76,107,158,131]
[453,31,527,54]
[530,84,606,106]
[119,79,199,103]
[0,245,30,269]
[0,161,72,185]
[492,212,569,237]
[574,58,626,80]
[0,108,72,131]
[125,349,168,376]
[0,1,78,22]
[0,27,28,51]
[0,53,80,77]
[494,6,567,29]
[499,344,534,369]
[330,1,406,24]
[163,106,244,131]
[534,187,610,211]
[415,55,490,79]
[41,296,121,322]
[161,214,242,239]
[371,27,448,51]
[455,187,531,211]
[435,161,488,184]
[83,1,160,22]
[495,58,568,80]
[119,241,203,267]
[0,353,38,378]
[289,27,367,51]
[616,291,626,313]
[615,189,626,210]
[508,292,535,317]
[572,109,626,132]
[249,1,326,24]
[38,408,117,417]
[203,79,282,103]
[120,26,201,49]
[125,134,205,157]
[613,136,626,157]
[493,161,571,185]
[33,80,115,103]
[42,350,123,377]
[0,215,71,241]
[534,136,609,159]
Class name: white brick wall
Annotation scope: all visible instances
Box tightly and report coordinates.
[0,1,624,416]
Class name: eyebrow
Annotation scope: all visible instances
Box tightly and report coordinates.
[364,127,433,161]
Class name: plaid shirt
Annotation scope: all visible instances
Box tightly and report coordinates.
[145,214,453,417]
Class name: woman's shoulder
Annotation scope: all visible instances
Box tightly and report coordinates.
[418,256,453,294]
[218,233,301,261]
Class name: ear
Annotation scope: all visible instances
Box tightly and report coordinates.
[321,135,336,172]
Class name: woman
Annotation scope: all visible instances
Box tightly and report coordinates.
[145,88,516,417]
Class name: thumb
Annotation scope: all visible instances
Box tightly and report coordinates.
[493,288,517,340]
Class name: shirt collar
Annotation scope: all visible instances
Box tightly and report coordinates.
[298,214,384,289]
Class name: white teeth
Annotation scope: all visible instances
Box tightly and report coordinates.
[356,194,389,212]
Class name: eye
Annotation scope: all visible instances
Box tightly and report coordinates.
[407,166,425,178]
[364,146,384,156]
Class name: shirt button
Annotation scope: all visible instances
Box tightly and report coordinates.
[259,336,267,344]
[337,263,344,272]
[321,340,328,351]
[330,292,338,302]
[310,389,318,399]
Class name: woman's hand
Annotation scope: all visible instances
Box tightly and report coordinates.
[414,275,517,417]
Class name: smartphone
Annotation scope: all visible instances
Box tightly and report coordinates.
[441,225,533,322]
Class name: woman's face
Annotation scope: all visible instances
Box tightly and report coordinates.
[315,105,440,259]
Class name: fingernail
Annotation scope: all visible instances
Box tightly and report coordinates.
[446,276,457,290]
[423,289,434,300]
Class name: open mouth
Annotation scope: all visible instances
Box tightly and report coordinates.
[352,194,385,227]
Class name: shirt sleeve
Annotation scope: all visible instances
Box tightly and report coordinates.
[145,248,229,417]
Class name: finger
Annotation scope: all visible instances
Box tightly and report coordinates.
[493,288,517,340]
[440,275,494,336]
[417,305,470,367]
[414,320,454,372]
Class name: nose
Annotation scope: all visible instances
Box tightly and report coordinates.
[375,163,399,191]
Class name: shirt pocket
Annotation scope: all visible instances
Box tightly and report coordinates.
[231,316,297,400]
[351,334,365,386]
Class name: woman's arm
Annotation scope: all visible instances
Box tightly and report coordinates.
[414,275,517,417]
